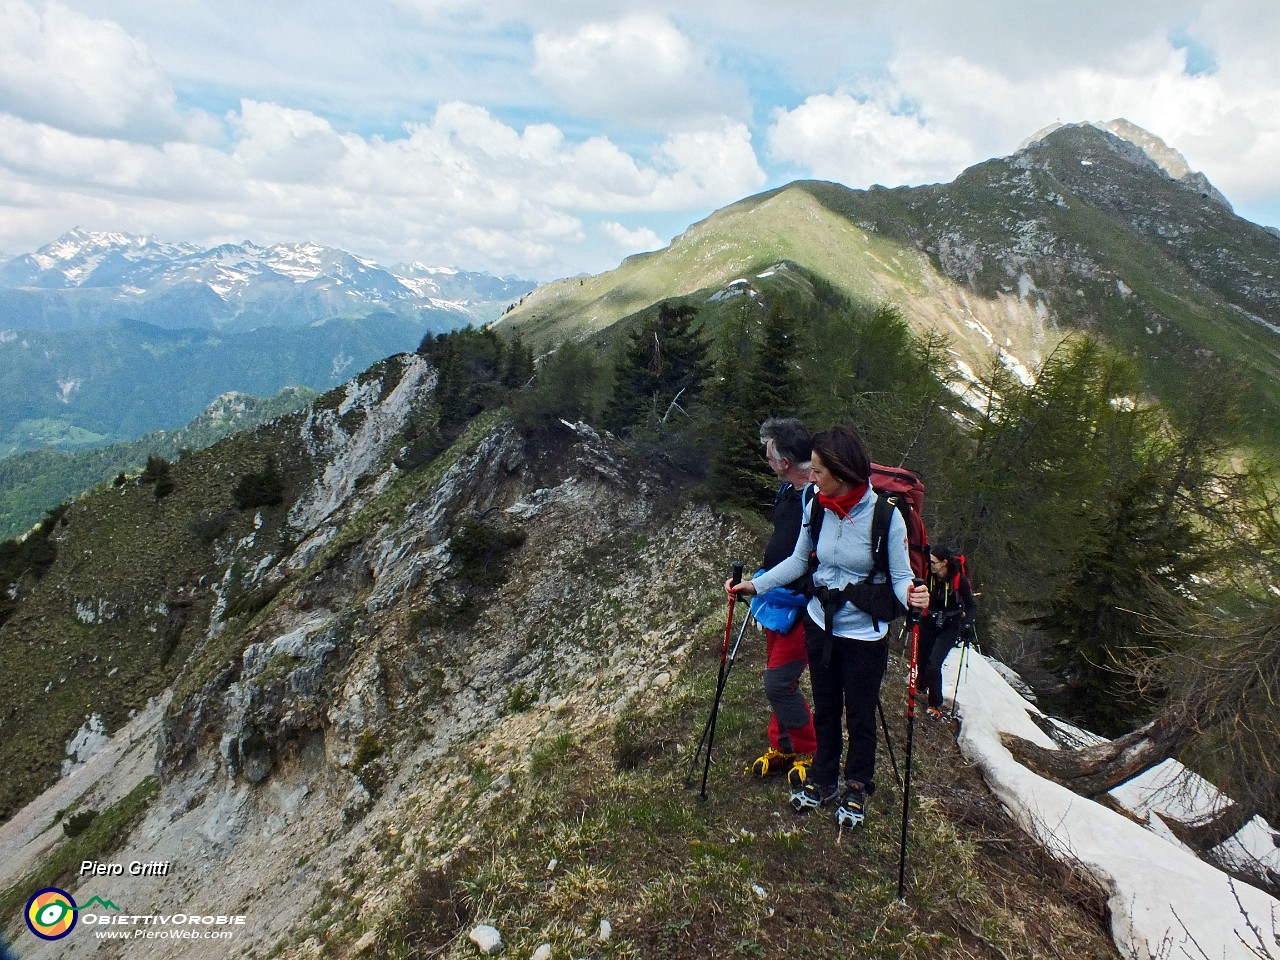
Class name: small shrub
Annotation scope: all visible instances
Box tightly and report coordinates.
[221,581,284,621]
[505,681,536,714]
[63,809,99,837]
[451,516,526,587]
[190,510,232,544]
[353,732,388,798]
[140,454,171,482]
[139,455,175,499]
[613,709,678,771]
[353,732,386,772]
[529,731,576,778]
[233,460,285,510]
[394,425,444,472]
[371,866,470,959]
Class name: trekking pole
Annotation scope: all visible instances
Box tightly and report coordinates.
[684,604,756,789]
[897,580,925,903]
[950,638,968,711]
[694,561,744,801]
[949,625,982,711]
[877,697,902,790]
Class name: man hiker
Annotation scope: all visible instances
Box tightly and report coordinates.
[747,418,818,787]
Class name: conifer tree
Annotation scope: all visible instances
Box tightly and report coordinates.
[603,302,711,436]
[501,334,535,389]
[951,336,1257,733]
[706,303,808,509]
[513,340,602,432]
[140,454,175,499]
[419,327,510,433]
[751,303,808,419]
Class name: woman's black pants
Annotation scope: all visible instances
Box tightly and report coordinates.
[803,617,889,793]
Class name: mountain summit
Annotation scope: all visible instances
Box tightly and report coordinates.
[1020,118,1232,209]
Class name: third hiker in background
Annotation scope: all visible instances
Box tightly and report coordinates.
[918,544,976,718]
[748,418,818,787]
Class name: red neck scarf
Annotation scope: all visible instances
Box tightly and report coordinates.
[817,481,869,519]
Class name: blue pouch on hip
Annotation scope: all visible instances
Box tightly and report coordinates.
[749,569,808,633]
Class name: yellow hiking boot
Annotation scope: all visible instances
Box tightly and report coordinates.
[748,747,795,777]
[787,754,813,788]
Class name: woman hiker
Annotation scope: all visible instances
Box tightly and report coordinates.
[728,425,928,827]
[918,544,976,718]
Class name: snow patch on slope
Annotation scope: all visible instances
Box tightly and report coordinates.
[948,653,1280,960]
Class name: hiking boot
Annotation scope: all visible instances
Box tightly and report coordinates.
[835,783,867,829]
[786,754,813,789]
[925,706,945,721]
[789,781,837,813]
[748,747,795,777]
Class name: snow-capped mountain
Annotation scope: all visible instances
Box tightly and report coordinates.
[0,230,536,332]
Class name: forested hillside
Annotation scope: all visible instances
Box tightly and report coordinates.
[0,386,316,539]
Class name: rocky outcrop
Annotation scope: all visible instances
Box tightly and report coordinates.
[159,404,679,810]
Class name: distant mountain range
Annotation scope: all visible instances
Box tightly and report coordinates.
[0,229,535,333]
[0,232,537,456]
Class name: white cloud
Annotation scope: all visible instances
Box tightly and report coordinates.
[0,0,196,141]
[3,0,1279,278]
[856,0,1207,77]
[0,114,237,198]
[532,13,744,126]
[767,94,973,188]
[0,95,766,278]
[651,121,767,206]
[230,101,350,183]
[599,220,664,256]
[764,16,1280,229]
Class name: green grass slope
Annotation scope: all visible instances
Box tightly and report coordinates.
[497,184,1052,375]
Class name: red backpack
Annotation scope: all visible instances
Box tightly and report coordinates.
[867,463,930,582]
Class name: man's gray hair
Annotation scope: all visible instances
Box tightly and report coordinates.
[759,417,811,466]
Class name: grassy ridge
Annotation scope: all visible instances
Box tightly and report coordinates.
[501,133,1280,459]
[365,632,1116,960]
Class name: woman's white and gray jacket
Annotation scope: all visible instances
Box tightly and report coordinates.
[749,483,914,642]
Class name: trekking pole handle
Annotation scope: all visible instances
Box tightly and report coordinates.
[730,561,744,588]
[907,577,925,625]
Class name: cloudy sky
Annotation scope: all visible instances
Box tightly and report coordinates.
[1,0,1278,280]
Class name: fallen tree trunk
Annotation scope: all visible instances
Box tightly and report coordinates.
[1157,800,1258,853]
[1001,710,1193,798]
